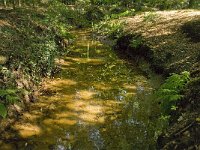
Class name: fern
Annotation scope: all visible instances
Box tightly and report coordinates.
[0,89,20,118]
[0,103,7,118]
[157,71,190,114]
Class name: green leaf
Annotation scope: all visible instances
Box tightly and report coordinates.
[171,105,178,111]
[0,90,8,97]
[0,104,7,118]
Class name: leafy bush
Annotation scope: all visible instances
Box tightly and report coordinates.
[109,7,126,14]
[108,9,135,19]
[94,20,124,39]
[85,5,105,23]
[130,36,143,48]
[156,71,190,115]
[0,89,20,118]
[0,1,76,118]
[152,0,189,10]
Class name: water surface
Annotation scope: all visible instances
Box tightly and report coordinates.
[0,30,162,150]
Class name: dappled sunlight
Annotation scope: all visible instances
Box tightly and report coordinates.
[22,112,41,122]
[5,29,161,149]
[55,111,77,119]
[0,55,7,64]
[64,56,105,64]
[13,123,42,138]
[29,110,43,116]
[0,19,12,27]
[124,10,200,77]
[79,113,104,124]
[43,118,77,126]
[123,83,137,90]
[44,78,77,90]
[75,90,97,100]
[125,10,200,38]
[55,58,72,67]
[103,100,123,115]
[93,82,112,90]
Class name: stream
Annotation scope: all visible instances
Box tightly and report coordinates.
[0,30,163,150]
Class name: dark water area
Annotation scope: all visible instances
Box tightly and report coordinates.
[0,30,163,150]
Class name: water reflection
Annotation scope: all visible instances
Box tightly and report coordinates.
[0,30,161,150]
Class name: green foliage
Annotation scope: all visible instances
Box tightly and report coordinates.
[130,36,143,48]
[0,104,7,118]
[0,89,20,105]
[0,89,20,118]
[108,9,135,19]
[109,6,126,14]
[143,12,159,22]
[0,1,76,118]
[156,71,190,115]
[94,20,124,39]
[56,26,72,39]
[85,5,105,23]
[147,0,195,10]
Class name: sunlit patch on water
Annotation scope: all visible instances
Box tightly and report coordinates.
[74,90,97,100]
[0,30,162,149]
[13,123,42,138]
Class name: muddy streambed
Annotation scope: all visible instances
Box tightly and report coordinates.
[0,30,163,150]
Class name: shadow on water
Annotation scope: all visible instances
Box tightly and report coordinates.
[0,29,162,150]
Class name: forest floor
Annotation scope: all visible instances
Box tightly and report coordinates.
[123,9,200,75]
[117,9,200,149]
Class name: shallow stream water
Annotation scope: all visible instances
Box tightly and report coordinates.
[0,30,162,150]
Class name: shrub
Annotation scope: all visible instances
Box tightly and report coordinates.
[109,9,135,19]
[85,5,105,23]
[94,20,124,39]
[0,2,75,118]
[0,89,20,118]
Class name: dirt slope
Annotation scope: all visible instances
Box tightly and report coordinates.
[123,10,200,75]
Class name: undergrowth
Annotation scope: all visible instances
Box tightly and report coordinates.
[0,2,80,118]
[156,71,190,117]
[94,20,125,40]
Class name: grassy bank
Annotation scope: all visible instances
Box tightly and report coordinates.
[0,3,78,132]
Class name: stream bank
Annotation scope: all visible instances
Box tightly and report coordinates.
[106,10,200,149]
